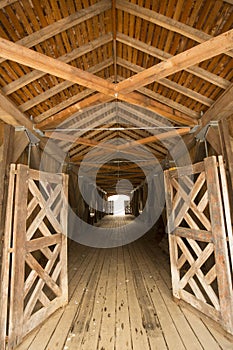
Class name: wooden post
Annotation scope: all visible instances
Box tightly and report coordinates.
[60,173,69,304]
[8,164,29,349]
[12,130,29,163]
[0,123,14,266]
[0,165,16,350]
[204,156,233,334]
[218,156,233,276]
[219,117,233,219]
[29,144,41,169]
[164,169,180,299]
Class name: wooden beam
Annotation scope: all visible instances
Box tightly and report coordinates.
[19,58,113,112]
[219,118,233,206]
[223,0,233,4]
[112,0,117,83]
[66,114,119,157]
[0,90,33,129]
[44,131,117,150]
[115,75,199,119]
[37,93,113,129]
[116,101,187,130]
[0,94,68,168]
[117,129,167,156]
[50,129,159,161]
[0,35,201,128]
[0,107,20,127]
[118,91,197,126]
[30,146,42,170]
[2,33,113,95]
[0,0,17,9]
[0,37,115,97]
[117,33,230,90]
[74,161,148,172]
[115,29,233,94]
[137,85,199,119]
[118,128,191,149]
[97,173,144,179]
[205,127,221,155]
[0,30,226,130]
[200,84,233,128]
[70,132,160,163]
[34,89,94,124]
[37,88,196,130]
[12,131,30,163]
[60,105,117,132]
[116,0,233,58]
[0,0,111,64]
[117,58,213,106]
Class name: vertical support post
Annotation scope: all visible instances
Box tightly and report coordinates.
[219,118,233,220]
[204,156,233,334]
[0,165,16,350]
[0,123,14,261]
[164,169,179,299]
[8,164,29,349]
[30,145,41,170]
[218,156,233,275]
[60,173,69,305]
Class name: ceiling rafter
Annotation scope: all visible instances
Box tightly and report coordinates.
[0,90,33,129]
[36,93,113,129]
[0,0,17,9]
[36,89,196,130]
[112,0,117,83]
[70,130,120,161]
[117,58,214,106]
[115,29,233,94]
[35,89,95,123]
[116,0,233,58]
[200,83,233,128]
[19,58,113,112]
[118,127,191,149]
[0,107,21,126]
[0,0,111,64]
[136,85,199,119]
[0,37,116,96]
[1,29,232,129]
[117,129,167,157]
[116,33,230,90]
[44,131,117,150]
[0,0,232,187]
[2,33,113,95]
[57,111,119,151]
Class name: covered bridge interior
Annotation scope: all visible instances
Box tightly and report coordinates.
[0,0,233,349]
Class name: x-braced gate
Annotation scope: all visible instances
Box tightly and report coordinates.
[0,164,69,349]
[164,156,233,335]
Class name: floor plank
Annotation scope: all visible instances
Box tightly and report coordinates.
[16,216,233,350]
[80,249,113,350]
[124,248,151,350]
[98,248,117,350]
[115,246,132,350]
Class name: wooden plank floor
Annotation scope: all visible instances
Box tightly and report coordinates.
[16,216,233,350]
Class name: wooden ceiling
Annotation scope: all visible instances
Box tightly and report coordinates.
[0,0,233,194]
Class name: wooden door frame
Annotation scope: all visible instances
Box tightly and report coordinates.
[164,156,233,335]
[0,164,69,349]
